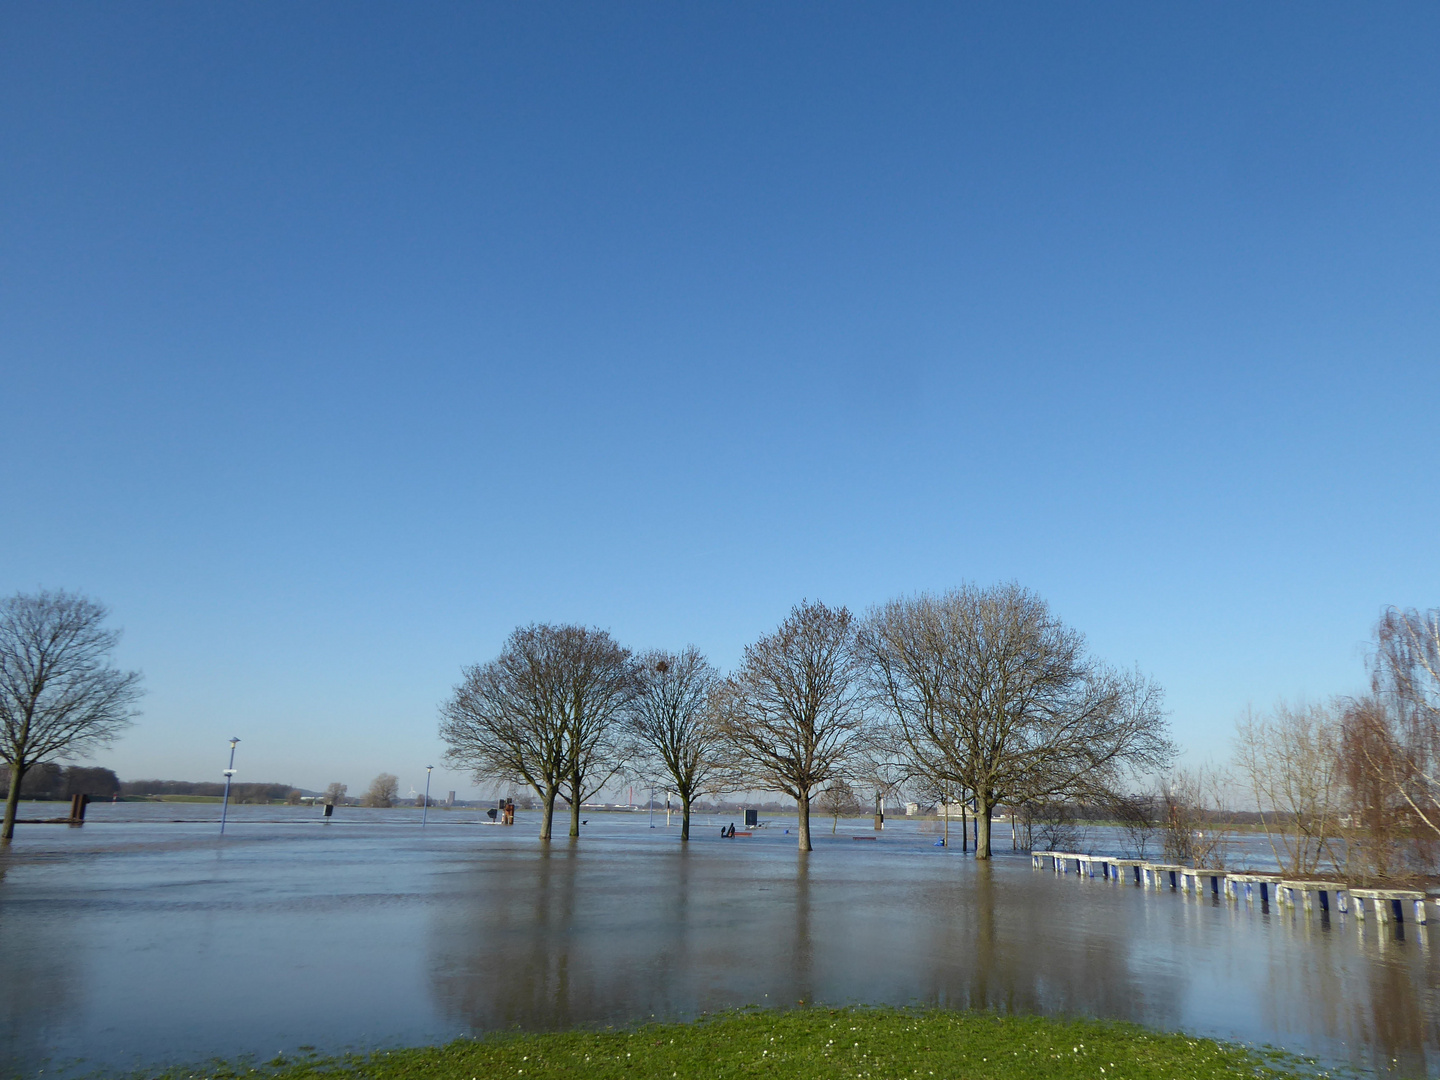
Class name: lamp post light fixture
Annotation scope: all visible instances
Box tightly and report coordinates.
[423,766,434,826]
[220,737,240,835]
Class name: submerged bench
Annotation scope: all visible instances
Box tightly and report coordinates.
[1031,851,1088,873]
[1029,852,1120,879]
[1142,863,1184,889]
[1224,873,1283,904]
[1277,879,1350,914]
[1179,868,1226,897]
[1349,888,1427,924]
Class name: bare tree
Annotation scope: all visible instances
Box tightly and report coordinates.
[440,624,633,841]
[819,778,860,834]
[363,773,398,808]
[1366,607,1440,839]
[1108,792,1158,859]
[1158,765,1231,868]
[1340,696,1417,883]
[623,648,730,841]
[324,781,348,806]
[905,771,959,845]
[860,585,1172,859]
[553,627,634,837]
[1,591,143,841]
[441,626,571,839]
[1233,702,1345,876]
[718,600,868,851]
[1032,800,1086,852]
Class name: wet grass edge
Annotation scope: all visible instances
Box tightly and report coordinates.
[109,1006,1365,1080]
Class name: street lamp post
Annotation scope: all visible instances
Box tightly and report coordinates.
[219,737,240,835]
[423,765,433,826]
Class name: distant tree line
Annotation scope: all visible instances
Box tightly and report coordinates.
[0,763,121,800]
[440,583,1175,853]
[0,762,310,806]
[120,779,300,803]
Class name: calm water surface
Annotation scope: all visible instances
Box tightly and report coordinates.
[1,802,1437,1077]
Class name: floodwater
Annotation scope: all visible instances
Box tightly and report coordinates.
[2,803,1438,1078]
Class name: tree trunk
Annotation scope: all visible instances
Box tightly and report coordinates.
[975,793,994,859]
[567,771,582,837]
[540,788,556,840]
[681,795,691,841]
[797,792,812,851]
[2,762,25,842]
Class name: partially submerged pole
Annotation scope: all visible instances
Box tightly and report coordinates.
[219,737,240,835]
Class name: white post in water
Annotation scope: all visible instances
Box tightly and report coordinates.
[423,765,433,826]
[219,737,240,835]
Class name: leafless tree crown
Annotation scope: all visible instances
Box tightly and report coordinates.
[624,647,730,840]
[1234,702,1344,876]
[1367,607,1440,837]
[438,623,634,840]
[719,600,867,850]
[1,590,144,841]
[859,584,1172,857]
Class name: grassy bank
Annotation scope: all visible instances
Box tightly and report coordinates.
[154,1007,1334,1080]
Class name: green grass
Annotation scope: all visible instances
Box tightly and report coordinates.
[147,1007,1341,1080]
[146,795,225,803]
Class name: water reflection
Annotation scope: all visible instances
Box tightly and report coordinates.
[423,824,1440,1076]
[428,834,1191,1037]
[0,854,80,1076]
[2,813,1439,1077]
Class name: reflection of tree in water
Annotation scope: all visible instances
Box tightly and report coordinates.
[1245,912,1437,1074]
[901,861,1185,1027]
[1357,927,1436,1076]
[0,856,82,1076]
[429,842,586,1031]
[428,848,1183,1033]
[787,855,813,1005]
[426,842,1440,1071]
[429,844,820,1033]
[429,842,700,1032]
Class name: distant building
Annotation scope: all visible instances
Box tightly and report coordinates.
[936,803,1010,821]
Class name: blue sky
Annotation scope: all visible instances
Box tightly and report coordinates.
[3,4,1437,798]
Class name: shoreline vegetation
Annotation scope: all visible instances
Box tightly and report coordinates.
[139,1008,1330,1080]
